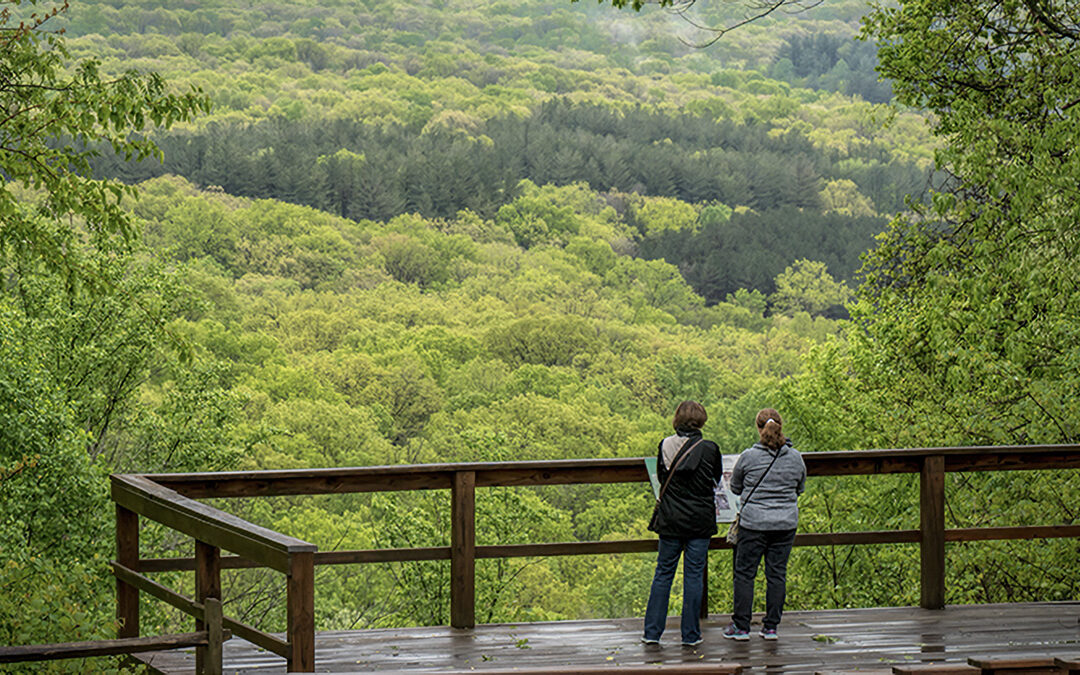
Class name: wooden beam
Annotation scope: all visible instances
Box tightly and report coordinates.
[111,474,315,573]
[945,524,1080,541]
[451,470,476,629]
[140,546,452,571]
[195,540,221,675]
[133,523,1080,579]
[134,531,918,570]
[0,631,229,664]
[314,546,450,564]
[1054,658,1080,675]
[111,561,290,659]
[203,597,224,675]
[434,665,742,674]
[920,455,946,609]
[134,445,1080,498]
[221,615,290,659]
[477,540,659,558]
[152,470,454,499]
[112,561,204,619]
[475,465,647,487]
[287,551,315,672]
[893,666,978,675]
[967,656,1059,673]
[946,448,1080,473]
[116,505,139,639]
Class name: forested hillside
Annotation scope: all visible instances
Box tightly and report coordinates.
[2,0,1077,668]
[66,0,932,301]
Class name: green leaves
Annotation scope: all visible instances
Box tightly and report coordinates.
[1,1,209,275]
[769,259,853,318]
[779,0,1080,609]
[0,3,229,658]
[844,0,1080,446]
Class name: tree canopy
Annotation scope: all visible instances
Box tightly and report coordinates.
[797,0,1080,447]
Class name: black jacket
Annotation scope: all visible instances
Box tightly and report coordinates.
[648,429,724,538]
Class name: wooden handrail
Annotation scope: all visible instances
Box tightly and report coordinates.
[110,444,1080,672]
[437,666,743,674]
[111,474,316,572]
[138,444,1080,498]
[111,474,316,671]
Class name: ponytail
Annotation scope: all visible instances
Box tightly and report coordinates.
[756,408,785,450]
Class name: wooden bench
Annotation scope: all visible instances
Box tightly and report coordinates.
[1,597,230,674]
[0,630,230,663]
[892,665,980,675]
[967,656,1065,675]
[437,665,742,674]
[1053,658,1080,675]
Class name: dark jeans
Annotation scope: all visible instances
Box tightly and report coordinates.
[643,536,710,643]
[731,526,796,632]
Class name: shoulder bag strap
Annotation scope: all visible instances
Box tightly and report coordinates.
[656,438,704,504]
[739,447,782,508]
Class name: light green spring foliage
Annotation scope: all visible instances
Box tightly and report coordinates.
[123,174,851,630]
[54,0,935,165]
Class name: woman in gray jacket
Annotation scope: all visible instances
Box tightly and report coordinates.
[722,408,806,641]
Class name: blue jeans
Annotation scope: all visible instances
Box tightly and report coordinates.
[731,526,796,632]
[643,536,710,643]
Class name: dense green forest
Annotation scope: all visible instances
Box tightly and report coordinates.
[67,0,933,301]
[2,0,1078,670]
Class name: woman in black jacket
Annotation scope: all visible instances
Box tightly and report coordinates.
[642,400,724,646]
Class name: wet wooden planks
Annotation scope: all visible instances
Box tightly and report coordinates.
[134,601,1080,674]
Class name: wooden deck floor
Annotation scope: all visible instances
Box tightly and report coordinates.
[136,602,1080,674]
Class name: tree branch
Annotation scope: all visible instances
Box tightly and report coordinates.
[667,0,823,47]
[1020,0,1080,41]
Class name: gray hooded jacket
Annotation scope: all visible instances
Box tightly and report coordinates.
[730,442,806,531]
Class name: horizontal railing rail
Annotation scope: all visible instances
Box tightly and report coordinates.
[135,523,1080,573]
[111,444,1080,673]
[140,445,1080,498]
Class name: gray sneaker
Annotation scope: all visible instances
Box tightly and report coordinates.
[760,627,778,640]
[722,623,749,641]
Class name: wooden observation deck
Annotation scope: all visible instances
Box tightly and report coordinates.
[105,445,1080,673]
[134,601,1080,673]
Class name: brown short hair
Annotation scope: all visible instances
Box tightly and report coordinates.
[755,408,784,450]
[673,400,708,430]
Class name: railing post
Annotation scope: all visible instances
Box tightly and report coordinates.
[287,551,315,672]
[203,596,224,675]
[920,454,946,609]
[116,504,140,638]
[195,540,221,674]
[451,470,476,629]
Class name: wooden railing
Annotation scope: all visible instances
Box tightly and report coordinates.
[111,474,316,672]
[111,444,1080,673]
